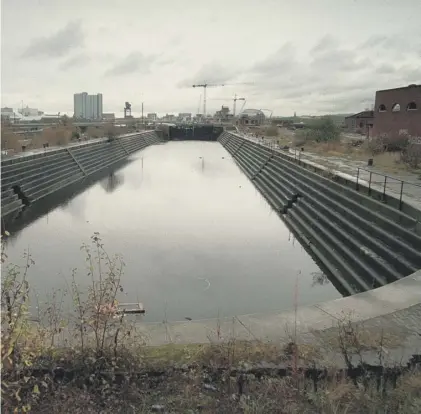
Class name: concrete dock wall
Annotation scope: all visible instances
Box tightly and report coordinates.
[219,131,421,296]
[139,270,421,347]
[1,131,162,220]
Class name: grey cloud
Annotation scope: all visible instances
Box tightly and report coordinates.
[240,33,420,113]
[250,43,296,76]
[361,33,421,58]
[311,48,372,72]
[310,34,338,55]
[375,63,396,74]
[177,62,238,88]
[59,53,91,70]
[104,52,157,76]
[21,21,84,59]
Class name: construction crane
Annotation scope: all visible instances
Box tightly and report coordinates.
[192,82,253,118]
[197,94,202,116]
[192,83,226,118]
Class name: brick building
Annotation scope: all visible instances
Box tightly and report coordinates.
[372,84,421,138]
[345,110,374,135]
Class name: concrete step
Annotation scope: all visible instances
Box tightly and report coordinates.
[269,154,421,251]
[253,175,289,214]
[23,164,82,198]
[261,164,299,202]
[258,169,295,210]
[297,188,419,277]
[234,150,258,177]
[272,151,418,230]
[29,172,85,202]
[1,151,71,179]
[291,202,385,289]
[274,159,421,266]
[237,148,263,176]
[1,198,24,217]
[2,157,78,188]
[284,209,359,296]
[297,198,401,284]
[84,150,127,175]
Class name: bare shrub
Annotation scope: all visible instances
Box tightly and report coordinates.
[87,126,101,138]
[264,125,279,137]
[1,128,22,153]
[105,124,118,141]
[293,130,309,147]
[1,232,136,412]
[401,142,421,169]
[37,127,71,147]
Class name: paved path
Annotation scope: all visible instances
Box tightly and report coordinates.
[136,271,421,365]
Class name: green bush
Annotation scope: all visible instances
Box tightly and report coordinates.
[264,125,279,137]
[306,116,341,142]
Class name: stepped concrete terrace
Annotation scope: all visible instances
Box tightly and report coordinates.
[218,131,421,296]
[1,131,162,221]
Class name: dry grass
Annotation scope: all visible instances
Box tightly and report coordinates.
[1,123,132,155]
[2,234,420,413]
[299,137,421,175]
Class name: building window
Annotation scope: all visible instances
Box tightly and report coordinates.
[391,103,401,112]
[359,121,364,128]
[378,104,386,112]
[407,101,417,110]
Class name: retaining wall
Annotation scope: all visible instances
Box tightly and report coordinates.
[1,131,162,220]
[139,270,421,347]
[219,131,421,296]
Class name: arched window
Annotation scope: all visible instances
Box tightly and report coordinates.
[391,103,401,112]
[378,104,386,112]
[407,101,417,110]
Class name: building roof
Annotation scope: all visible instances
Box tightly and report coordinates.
[239,109,265,118]
[376,84,421,93]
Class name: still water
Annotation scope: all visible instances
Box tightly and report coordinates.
[4,141,340,322]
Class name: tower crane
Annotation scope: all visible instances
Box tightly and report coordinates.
[232,94,246,117]
[192,83,225,118]
[192,82,253,118]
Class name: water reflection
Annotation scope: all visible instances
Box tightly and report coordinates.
[3,141,341,322]
[100,173,124,193]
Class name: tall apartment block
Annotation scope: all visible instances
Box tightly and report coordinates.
[73,92,103,120]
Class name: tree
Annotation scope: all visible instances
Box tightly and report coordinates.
[307,116,341,142]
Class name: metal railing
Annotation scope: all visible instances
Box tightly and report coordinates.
[356,167,421,210]
[233,132,421,211]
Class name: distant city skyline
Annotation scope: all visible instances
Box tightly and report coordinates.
[2,1,420,117]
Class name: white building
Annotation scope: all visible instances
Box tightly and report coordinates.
[18,106,40,117]
[74,92,103,120]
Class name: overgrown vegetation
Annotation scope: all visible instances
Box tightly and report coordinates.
[367,134,421,169]
[264,125,279,137]
[1,118,130,155]
[1,233,420,413]
[295,116,341,144]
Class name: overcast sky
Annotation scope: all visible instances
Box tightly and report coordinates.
[1,0,421,117]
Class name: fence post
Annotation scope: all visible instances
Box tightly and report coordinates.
[399,181,404,211]
[368,171,372,195]
[356,168,360,190]
[383,176,387,201]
